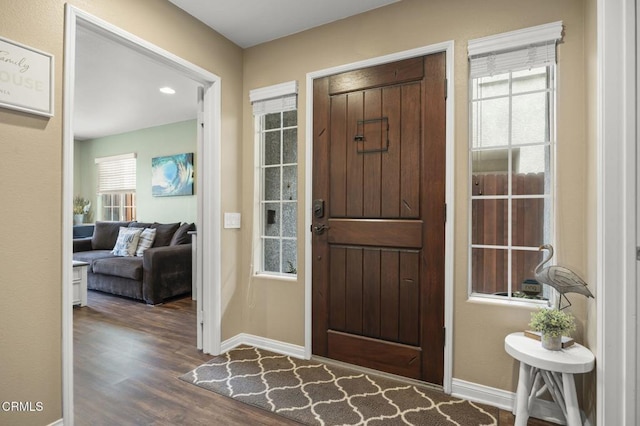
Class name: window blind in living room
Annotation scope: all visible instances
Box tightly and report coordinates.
[95,153,137,193]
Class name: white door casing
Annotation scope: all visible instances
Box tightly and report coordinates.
[597,0,638,425]
[62,5,222,425]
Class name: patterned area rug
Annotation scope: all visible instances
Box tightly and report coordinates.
[180,346,498,426]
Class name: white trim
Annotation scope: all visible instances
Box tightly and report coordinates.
[61,7,76,424]
[62,5,222,424]
[451,378,513,411]
[252,105,299,276]
[249,80,298,103]
[304,40,455,393]
[46,419,64,426]
[221,333,306,359]
[201,74,223,357]
[597,0,638,425]
[451,379,589,425]
[250,81,298,116]
[467,56,557,302]
[467,21,563,57]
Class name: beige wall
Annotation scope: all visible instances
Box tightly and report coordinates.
[240,0,591,393]
[0,0,595,423]
[0,0,242,424]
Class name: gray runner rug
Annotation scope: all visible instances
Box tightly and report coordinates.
[179,345,498,426]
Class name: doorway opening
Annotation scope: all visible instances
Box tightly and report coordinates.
[62,5,222,424]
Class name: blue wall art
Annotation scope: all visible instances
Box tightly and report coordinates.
[151,153,194,197]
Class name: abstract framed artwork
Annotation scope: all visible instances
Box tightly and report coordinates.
[152,153,194,197]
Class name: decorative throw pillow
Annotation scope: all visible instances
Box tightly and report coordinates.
[111,227,143,257]
[135,227,157,257]
[92,221,132,250]
[170,222,195,245]
[150,222,180,247]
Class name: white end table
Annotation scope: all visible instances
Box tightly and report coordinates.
[505,332,594,426]
[72,260,89,306]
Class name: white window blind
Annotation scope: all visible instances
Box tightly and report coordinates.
[250,80,298,115]
[95,153,137,193]
[468,21,563,78]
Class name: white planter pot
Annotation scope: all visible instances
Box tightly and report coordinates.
[541,333,562,351]
[74,214,84,225]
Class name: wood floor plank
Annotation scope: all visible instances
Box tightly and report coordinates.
[74,291,298,425]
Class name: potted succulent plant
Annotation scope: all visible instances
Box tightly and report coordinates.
[529,308,576,350]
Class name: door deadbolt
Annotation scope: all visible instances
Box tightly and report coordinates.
[313,199,325,218]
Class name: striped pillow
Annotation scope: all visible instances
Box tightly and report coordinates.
[135,227,157,257]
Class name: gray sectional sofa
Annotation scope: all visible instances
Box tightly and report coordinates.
[73,220,194,305]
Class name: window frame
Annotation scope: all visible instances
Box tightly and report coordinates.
[95,153,137,222]
[467,23,562,305]
[99,192,136,221]
[250,81,298,279]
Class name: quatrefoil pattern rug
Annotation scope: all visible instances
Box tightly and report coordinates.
[180,345,497,426]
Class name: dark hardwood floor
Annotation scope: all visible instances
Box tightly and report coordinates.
[74,290,298,425]
[74,290,553,425]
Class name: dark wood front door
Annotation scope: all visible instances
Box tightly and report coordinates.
[312,53,446,384]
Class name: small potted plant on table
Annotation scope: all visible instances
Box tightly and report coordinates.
[529,308,576,350]
[73,196,91,225]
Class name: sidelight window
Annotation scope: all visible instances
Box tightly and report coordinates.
[250,81,298,277]
[468,22,562,302]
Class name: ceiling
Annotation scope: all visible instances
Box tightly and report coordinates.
[73,0,399,140]
[168,0,400,49]
[74,27,201,140]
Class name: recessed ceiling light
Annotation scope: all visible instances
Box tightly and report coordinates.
[159,87,176,94]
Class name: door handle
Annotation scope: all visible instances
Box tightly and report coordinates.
[312,223,329,235]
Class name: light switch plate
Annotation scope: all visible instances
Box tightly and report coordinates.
[224,212,241,229]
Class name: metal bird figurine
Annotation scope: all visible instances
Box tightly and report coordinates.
[535,244,594,309]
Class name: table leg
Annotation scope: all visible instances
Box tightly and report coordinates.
[562,373,581,426]
[514,362,532,426]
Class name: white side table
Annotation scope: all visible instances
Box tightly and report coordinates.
[72,260,89,306]
[505,332,594,426]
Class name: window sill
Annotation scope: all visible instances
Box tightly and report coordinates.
[253,272,298,282]
[468,293,550,309]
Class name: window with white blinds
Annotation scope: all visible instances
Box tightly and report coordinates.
[467,22,563,303]
[95,153,137,193]
[95,153,137,221]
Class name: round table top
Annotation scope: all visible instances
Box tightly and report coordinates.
[505,332,595,374]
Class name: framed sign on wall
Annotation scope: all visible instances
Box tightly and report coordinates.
[0,36,54,117]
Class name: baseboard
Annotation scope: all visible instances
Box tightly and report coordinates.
[452,378,590,425]
[47,419,64,426]
[451,378,514,411]
[220,333,306,359]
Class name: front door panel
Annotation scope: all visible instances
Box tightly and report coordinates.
[312,54,446,384]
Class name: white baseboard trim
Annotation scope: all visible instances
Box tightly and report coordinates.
[452,378,591,425]
[220,333,306,359]
[451,378,514,411]
[47,419,64,426]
